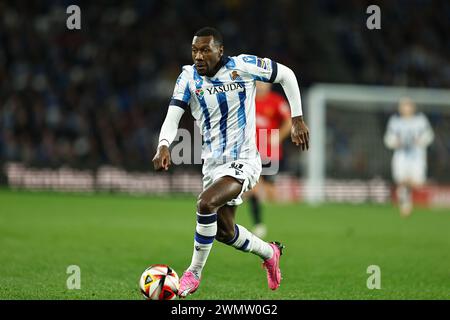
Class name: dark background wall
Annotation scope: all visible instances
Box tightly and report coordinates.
[1,0,449,174]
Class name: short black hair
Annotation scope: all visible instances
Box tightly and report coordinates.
[194,27,223,46]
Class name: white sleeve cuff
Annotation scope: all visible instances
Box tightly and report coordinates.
[158,139,170,148]
[157,105,185,147]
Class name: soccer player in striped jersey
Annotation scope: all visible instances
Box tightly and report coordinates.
[384,98,434,217]
[152,27,309,297]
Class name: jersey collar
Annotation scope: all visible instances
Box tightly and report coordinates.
[205,56,230,78]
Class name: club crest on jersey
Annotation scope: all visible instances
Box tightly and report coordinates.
[195,88,204,98]
[230,71,242,81]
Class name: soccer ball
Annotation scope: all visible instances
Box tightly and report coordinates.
[139,264,179,300]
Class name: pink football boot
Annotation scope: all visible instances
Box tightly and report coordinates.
[178,271,201,298]
[262,242,285,290]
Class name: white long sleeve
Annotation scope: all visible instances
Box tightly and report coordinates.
[157,105,185,147]
[416,117,434,147]
[384,117,398,149]
[274,63,303,117]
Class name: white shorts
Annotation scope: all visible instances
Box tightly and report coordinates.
[202,157,262,206]
[392,155,426,185]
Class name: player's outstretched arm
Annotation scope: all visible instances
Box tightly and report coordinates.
[274,63,309,151]
[384,117,400,149]
[152,105,185,171]
[416,116,434,147]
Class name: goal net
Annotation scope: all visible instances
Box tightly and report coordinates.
[304,84,450,206]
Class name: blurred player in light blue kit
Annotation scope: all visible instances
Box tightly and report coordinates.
[384,98,434,217]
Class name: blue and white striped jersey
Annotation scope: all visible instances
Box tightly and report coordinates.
[170,54,278,162]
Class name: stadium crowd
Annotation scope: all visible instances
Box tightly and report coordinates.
[1,0,449,173]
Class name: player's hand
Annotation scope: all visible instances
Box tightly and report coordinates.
[291,116,309,151]
[152,145,171,171]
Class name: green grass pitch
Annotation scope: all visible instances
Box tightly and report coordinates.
[1,189,449,300]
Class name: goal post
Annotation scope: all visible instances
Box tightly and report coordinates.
[305,84,450,204]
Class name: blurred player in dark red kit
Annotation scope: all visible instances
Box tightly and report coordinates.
[248,82,292,238]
